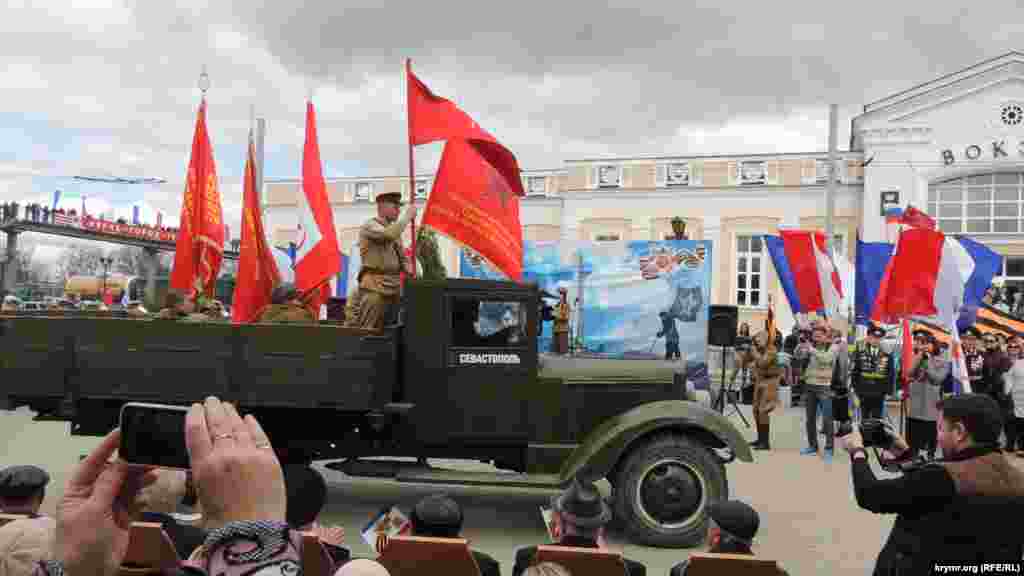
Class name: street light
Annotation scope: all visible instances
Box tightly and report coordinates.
[99,257,113,301]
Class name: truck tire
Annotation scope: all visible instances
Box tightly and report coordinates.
[614,433,727,548]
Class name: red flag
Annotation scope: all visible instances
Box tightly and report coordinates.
[901,318,914,399]
[293,101,341,313]
[170,99,224,297]
[422,139,523,280]
[231,129,281,324]
[871,227,945,323]
[899,205,936,230]
[407,66,525,199]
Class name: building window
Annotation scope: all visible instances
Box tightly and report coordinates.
[595,165,621,188]
[414,179,429,200]
[354,182,373,202]
[738,161,766,185]
[656,162,691,187]
[527,176,547,196]
[735,234,764,308]
[594,233,621,243]
[928,173,1023,234]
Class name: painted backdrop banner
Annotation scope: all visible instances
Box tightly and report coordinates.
[460,240,711,369]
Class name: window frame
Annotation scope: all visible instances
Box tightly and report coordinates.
[354,182,373,202]
[526,175,548,197]
[593,165,622,189]
[734,233,766,309]
[737,161,767,186]
[928,172,1023,235]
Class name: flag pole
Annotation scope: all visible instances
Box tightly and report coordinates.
[405,58,418,278]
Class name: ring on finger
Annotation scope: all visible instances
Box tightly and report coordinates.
[213,433,234,442]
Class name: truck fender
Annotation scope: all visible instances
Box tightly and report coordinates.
[557,400,754,484]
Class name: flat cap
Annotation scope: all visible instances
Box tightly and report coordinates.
[708,499,759,543]
[375,192,403,205]
[0,466,50,499]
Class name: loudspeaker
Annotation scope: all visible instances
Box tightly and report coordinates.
[708,305,738,348]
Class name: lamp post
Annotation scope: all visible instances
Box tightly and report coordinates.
[670,217,688,241]
[99,257,113,301]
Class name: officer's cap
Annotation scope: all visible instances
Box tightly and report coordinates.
[0,465,50,499]
[375,192,404,205]
[959,326,981,339]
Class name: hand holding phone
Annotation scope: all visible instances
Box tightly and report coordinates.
[119,403,191,470]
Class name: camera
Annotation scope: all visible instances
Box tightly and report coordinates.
[836,418,897,449]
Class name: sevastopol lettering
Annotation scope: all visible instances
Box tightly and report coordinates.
[458,352,521,365]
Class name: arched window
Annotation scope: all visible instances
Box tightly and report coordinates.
[928,173,1023,234]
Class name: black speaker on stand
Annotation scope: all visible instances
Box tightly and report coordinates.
[708,305,749,428]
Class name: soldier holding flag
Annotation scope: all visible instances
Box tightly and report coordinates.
[349,192,417,330]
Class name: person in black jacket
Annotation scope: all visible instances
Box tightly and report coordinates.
[668,500,788,575]
[512,478,646,576]
[839,394,1024,575]
[408,493,500,576]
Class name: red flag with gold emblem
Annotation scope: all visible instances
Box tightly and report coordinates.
[171,99,224,297]
[231,127,281,323]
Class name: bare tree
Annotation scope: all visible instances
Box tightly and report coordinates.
[54,243,105,279]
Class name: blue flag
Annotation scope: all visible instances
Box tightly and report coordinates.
[763,235,805,314]
[855,237,894,326]
[337,254,349,297]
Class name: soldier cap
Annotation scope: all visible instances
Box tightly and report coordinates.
[375,192,404,205]
[959,326,981,339]
[0,465,50,499]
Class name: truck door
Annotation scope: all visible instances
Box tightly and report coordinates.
[405,285,536,450]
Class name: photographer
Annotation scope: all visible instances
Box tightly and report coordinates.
[839,394,1024,574]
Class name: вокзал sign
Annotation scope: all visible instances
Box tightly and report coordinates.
[941,140,1024,165]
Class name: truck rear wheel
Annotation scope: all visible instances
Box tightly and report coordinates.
[614,433,726,548]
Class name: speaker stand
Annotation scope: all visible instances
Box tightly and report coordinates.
[714,346,750,428]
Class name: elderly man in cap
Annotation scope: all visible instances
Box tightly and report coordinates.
[408,493,499,576]
[254,282,316,324]
[0,465,49,517]
[960,326,986,393]
[851,323,894,421]
[512,478,646,576]
[669,500,788,576]
[347,191,416,331]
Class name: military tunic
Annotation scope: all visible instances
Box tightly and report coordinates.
[552,299,570,354]
[744,332,782,425]
[852,341,893,420]
[351,211,413,330]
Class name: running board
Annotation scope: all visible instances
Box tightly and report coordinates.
[326,459,564,489]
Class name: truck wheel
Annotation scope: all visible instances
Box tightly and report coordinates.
[614,434,726,548]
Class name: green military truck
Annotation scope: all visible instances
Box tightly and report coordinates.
[0,277,752,548]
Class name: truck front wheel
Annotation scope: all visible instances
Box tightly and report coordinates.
[613,434,727,548]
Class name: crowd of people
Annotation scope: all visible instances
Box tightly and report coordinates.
[0,396,782,576]
[1,201,181,236]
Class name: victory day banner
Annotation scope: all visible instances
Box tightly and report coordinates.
[461,239,712,370]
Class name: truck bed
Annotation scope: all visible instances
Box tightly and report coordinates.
[0,316,399,416]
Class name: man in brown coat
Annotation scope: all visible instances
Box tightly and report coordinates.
[743,330,782,450]
[254,283,316,324]
[349,192,416,331]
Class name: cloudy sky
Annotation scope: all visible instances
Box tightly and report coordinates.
[2,0,1023,236]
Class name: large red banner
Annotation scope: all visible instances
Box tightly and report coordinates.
[80,216,178,243]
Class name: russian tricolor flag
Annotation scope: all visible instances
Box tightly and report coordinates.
[871,227,1002,329]
[764,230,844,316]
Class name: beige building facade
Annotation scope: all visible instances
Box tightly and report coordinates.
[263,52,1024,333]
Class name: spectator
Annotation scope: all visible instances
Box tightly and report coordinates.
[408,493,499,576]
[133,469,207,559]
[335,559,390,576]
[32,397,338,576]
[795,323,837,459]
[1003,337,1024,456]
[669,500,787,576]
[981,332,1013,403]
[523,562,572,576]
[0,515,56,576]
[282,465,348,564]
[840,394,1024,574]
[906,333,948,459]
[0,466,50,516]
[512,478,645,576]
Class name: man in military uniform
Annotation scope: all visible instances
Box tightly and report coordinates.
[961,326,985,394]
[552,287,570,354]
[851,323,894,420]
[351,191,416,330]
[743,330,783,450]
[657,311,680,361]
[254,283,316,324]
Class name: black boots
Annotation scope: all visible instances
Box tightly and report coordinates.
[752,423,771,450]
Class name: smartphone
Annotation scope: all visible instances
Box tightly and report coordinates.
[119,402,191,469]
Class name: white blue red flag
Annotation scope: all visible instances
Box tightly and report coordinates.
[774,230,844,316]
[950,326,972,394]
